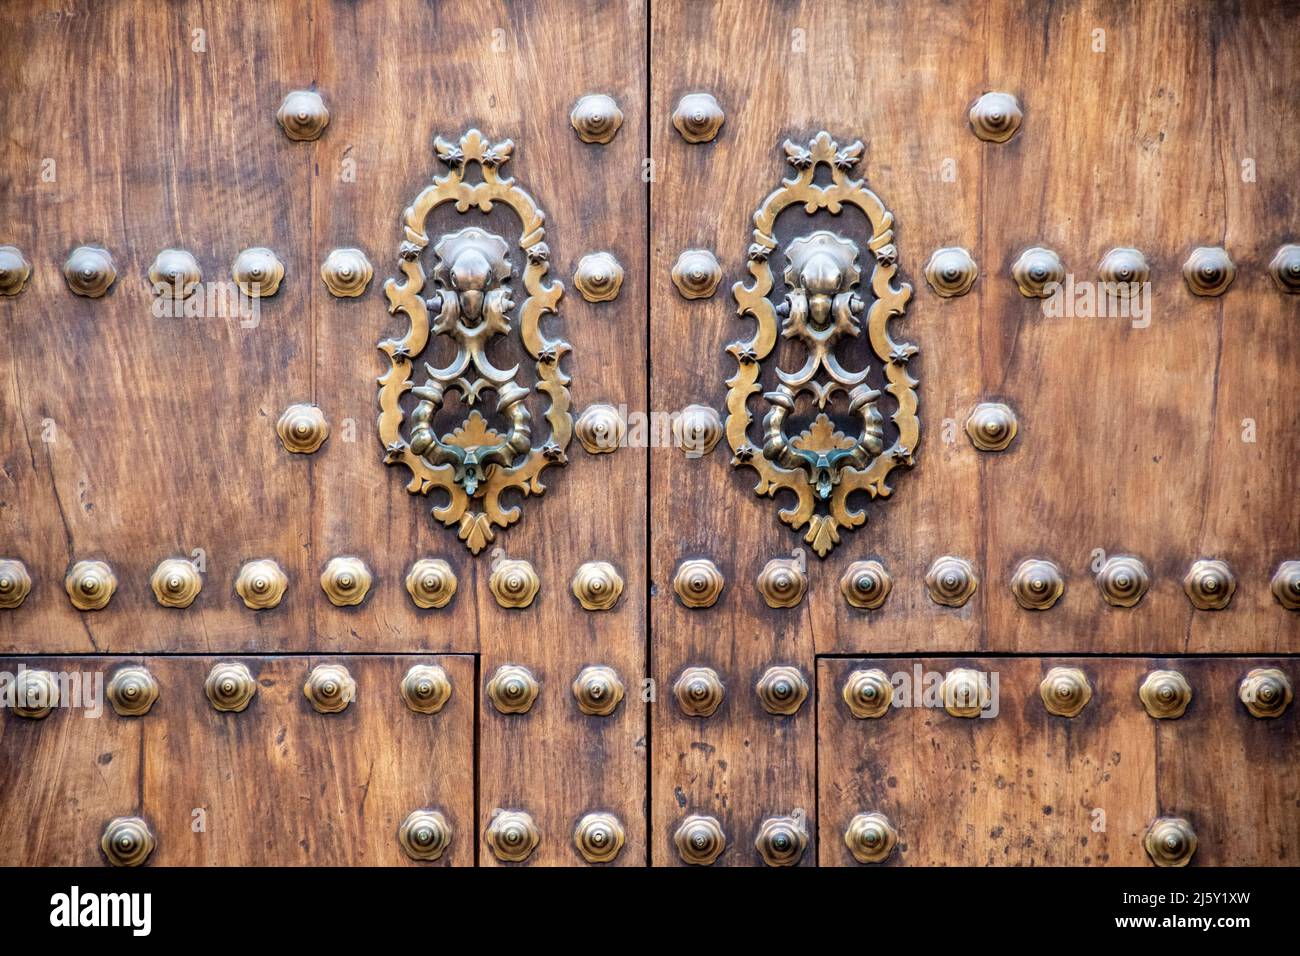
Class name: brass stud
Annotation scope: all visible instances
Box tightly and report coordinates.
[844,811,898,864]
[398,809,452,862]
[672,403,723,457]
[1011,558,1064,610]
[1039,666,1091,718]
[0,245,31,296]
[968,91,1022,142]
[573,251,624,302]
[1098,247,1149,297]
[840,560,892,610]
[756,665,809,716]
[276,89,329,141]
[570,94,623,145]
[276,403,329,454]
[1238,668,1292,719]
[1182,246,1235,296]
[63,245,116,297]
[12,669,59,718]
[842,668,893,719]
[925,555,978,608]
[486,809,540,862]
[204,661,257,713]
[1144,817,1197,867]
[235,558,287,610]
[303,663,356,714]
[1139,670,1192,719]
[0,558,32,609]
[673,814,725,865]
[1183,559,1235,610]
[65,560,116,611]
[672,93,724,144]
[1096,555,1150,608]
[965,402,1018,452]
[673,666,724,717]
[148,248,202,299]
[673,558,724,609]
[756,556,807,609]
[101,816,155,867]
[320,247,373,297]
[320,555,372,607]
[755,811,808,867]
[150,558,202,608]
[573,812,625,863]
[671,248,723,299]
[575,403,626,454]
[941,667,989,718]
[1268,243,1300,294]
[231,246,285,297]
[1270,560,1300,610]
[1011,246,1064,298]
[400,664,452,715]
[572,665,624,717]
[107,666,159,717]
[924,246,978,297]
[489,558,540,609]
[487,664,539,715]
[404,558,457,609]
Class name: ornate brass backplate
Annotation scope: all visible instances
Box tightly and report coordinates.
[379,129,572,554]
[726,131,917,556]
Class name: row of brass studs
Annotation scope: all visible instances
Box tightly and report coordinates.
[670,556,1300,612]
[840,666,1293,720]
[575,402,725,457]
[0,557,626,612]
[671,665,811,718]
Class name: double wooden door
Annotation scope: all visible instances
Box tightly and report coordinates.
[1,0,1296,867]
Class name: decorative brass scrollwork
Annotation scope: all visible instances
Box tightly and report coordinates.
[726,132,916,557]
[379,130,572,555]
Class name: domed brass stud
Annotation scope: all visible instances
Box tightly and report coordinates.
[150,558,202,608]
[573,251,624,302]
[487,664,539,715]
[486,809,540,862]
[968,91,1022,142]
[1182,246,1235,296]
[756,556,807,609]
[107,666,159,717]
[400,664,452,715]
[1098,247,1149,297]
[489,558,539,609]
[235,558,287,610]
[276,89,329,141]
[845,811,898,864]
[303,663,356,714]
[0,558,32,609]
[925,556,978,608]
[276,402,329,453]
[842,668,893,719]
[755,811,808,867]
[1039,666,1091,718]
[1011,558,1064,610]
[924,246,978,297]
[65,560,116,611]
[965,402,1018,452]
[674,813,725,865]
[320,247,373,297]
[320,555,372,607]
[1238,668,1292,719]
[673,558,724,609]
[1268,243,1300,294]
[572,665,624,717]
[12,669,58,718]
[101,816,155,867]
[63,245,116,297]
[231,246,285,297]
[840,560,892,610]
[1011,246,1065,298]
[673,666,724,718]
[756,665,808,716]
[148,248,202,299]
[670,248,722,299]
[672,403,723,457]
[672,92,724,144]
[574,812,625,863]
[575,403,626,454]
[398,808,452,862]
[1144,817,1197,867]
[404,558,457,609]
[942,667,990,718]
[204,661,257,712]
[1270,560,1300,610]
[1139,670,1193,719]
[0,245,31,296]
[1183,559,1235,610]
[570,94,623,144]
[1096,555,1150,608]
